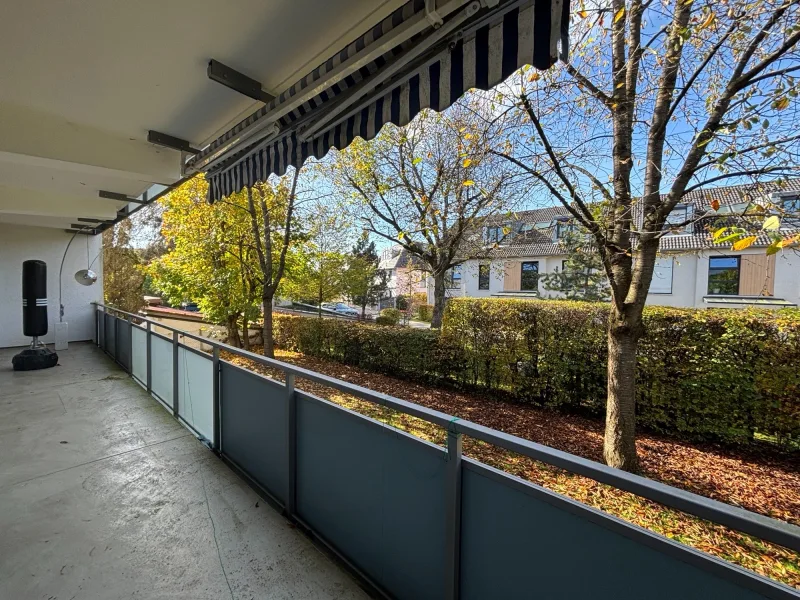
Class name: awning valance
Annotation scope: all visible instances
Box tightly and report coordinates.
[196,0,569,202]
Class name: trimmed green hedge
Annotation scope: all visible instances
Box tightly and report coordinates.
[272,299,800,447]
[273,313,463,382]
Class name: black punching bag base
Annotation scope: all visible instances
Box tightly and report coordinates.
[12,347,59,371]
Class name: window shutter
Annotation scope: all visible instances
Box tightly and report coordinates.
[503,261,521,291]
[740,254,776,296]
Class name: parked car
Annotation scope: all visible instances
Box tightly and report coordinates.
[180,301,200,312]
[323,302,359,317]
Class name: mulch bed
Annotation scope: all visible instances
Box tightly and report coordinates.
[222,347,800,588]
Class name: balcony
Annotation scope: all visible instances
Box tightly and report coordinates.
[0,342,367,599]
[0,304,797,600]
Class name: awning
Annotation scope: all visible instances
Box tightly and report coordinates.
[192,0,569,202]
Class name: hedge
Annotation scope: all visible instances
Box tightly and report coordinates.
[273,313,463,383]
[272,299,800,447]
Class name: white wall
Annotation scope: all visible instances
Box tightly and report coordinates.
[437,248,800,310]
[645,254,699,308]
[0,224,102,348]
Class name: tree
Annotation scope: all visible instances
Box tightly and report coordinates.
[492,0,800,470]
[147,177,259,347]
[326,96,525,328]
[244,168,306,356]
[345,235,387,317]
[103,219,146,313]
[541,230,611,301]
[282,201,353,315]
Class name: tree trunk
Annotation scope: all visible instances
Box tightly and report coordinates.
[263,295,275,358]
[430,271,447,329]
[604,304,643,472]
[242,316,250,351]
[361,301,367,319]
[227,315,242,348]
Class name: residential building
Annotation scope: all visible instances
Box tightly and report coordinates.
[432,180,800,309]
[377,245,429,307]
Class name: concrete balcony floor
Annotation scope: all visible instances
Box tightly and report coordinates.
[0,342,369,600]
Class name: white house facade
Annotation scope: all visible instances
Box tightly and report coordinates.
[430,180,800,310]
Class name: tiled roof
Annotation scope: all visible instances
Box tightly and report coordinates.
[490,242,566,258]
[485,179,800,257]
[679,178,800,211]
[658,231,799,252]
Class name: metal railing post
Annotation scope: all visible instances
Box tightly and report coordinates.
[445,428,463,600]
[172,330,180,417]
[286,372,297,517]
[212,346,221,452]
[146,321,152,394]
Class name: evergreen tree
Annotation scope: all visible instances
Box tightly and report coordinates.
[542,232,610,302]
[345,235,387,317]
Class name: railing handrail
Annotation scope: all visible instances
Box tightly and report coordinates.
[94,302,800,553]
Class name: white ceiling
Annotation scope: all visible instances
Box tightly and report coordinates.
[0,0,402,230]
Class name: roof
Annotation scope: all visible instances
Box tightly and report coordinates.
[678,178,800,212]
[479,179,800,258]
[379,245,424,270]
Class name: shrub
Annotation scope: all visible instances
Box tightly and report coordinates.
[395,296,409,310]
[379,308,401,325]
[375,315,396,326]
[443,298,800,447]
[270,301,800,448]
[416,304,434,322]
[272,313,463,383]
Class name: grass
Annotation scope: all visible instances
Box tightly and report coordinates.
[222,347,800,589]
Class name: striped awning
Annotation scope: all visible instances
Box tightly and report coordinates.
[196,0,569,202]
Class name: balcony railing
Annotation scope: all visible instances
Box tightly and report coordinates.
[94,303,800,600]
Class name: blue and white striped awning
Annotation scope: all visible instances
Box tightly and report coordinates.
[196,0,569,202]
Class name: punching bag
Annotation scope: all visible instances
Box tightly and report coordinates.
[22,260,48,337]
[12,260,58,371]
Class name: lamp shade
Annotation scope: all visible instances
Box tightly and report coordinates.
[74,269,97,286]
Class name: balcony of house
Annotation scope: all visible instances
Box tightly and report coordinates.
[1,304,798,600]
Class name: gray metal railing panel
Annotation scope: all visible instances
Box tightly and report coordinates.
[177,347,214,441]
[131,324,147,384]
[296,391,448,600]
[219,361,288,504]
[460,460,790,600]
[90,304,800,599]
[103,313,115,357]
[150,334,174,408]
[116,318,132,372]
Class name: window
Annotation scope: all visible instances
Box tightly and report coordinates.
[561,259,568,272]
[649,257,673,294]
[521,261,539,291]
[478,264,490,290]
[555,221,575,239]
[782,196,800,213]
[445,266,462,289]
[484,226,503,244]
[707,256,740,295]
[664,206,689,233]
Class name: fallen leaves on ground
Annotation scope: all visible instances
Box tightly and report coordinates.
[222,347,800,589]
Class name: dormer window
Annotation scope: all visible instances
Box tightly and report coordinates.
[485,226,504,243]
[664,205,690,234]
[782,196,800,214]
[554,221,575,239]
